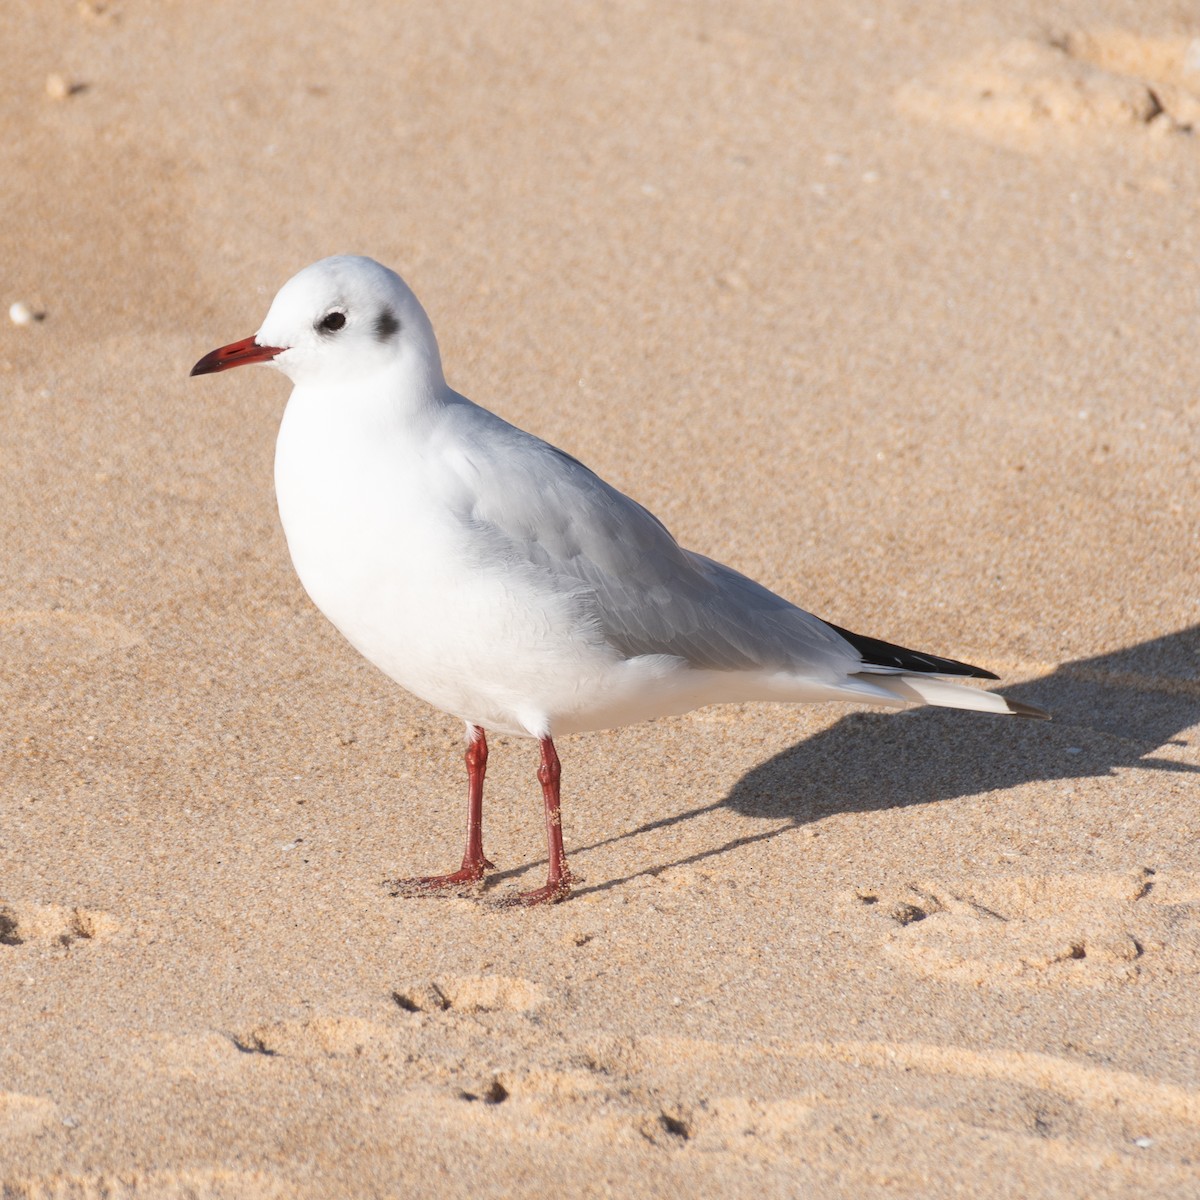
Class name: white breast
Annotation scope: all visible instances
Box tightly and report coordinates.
[272,385,646,738]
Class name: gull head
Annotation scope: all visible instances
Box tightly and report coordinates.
[191,255,443,388]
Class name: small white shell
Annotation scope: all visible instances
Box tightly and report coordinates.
[9,302,36,326]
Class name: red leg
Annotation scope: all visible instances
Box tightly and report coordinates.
[460,727,492,874]
[502,736,573,906]
[389,726,494,895]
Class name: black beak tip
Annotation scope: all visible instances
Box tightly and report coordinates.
[189,346,227,377]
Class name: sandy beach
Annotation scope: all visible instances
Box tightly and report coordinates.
[2,1,1199,1195]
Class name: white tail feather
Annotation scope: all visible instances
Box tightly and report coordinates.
[861,673,1044,718]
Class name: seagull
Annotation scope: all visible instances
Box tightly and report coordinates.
[192,255,1047,905]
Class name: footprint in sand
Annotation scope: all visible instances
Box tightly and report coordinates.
[636,1095,819,1154]
[0,902,119,948]
[392,974,546,1015]
[896,30,1200,148]
[852,868,1200,988]
[220,975,545,1067]
[226,1016,392,1059]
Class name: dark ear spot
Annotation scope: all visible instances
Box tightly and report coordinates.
[374,308,400,342]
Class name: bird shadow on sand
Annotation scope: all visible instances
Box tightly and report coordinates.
[568,625,1200,897]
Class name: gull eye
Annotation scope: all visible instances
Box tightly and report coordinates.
[318,311,346,333]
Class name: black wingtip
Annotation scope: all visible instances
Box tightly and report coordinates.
[825,621,999,679]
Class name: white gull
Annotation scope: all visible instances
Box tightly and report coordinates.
[192,255,1046,905]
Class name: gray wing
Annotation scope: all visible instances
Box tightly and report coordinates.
[436,401,854,674]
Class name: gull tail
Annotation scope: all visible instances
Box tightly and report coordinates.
[828,622,1050,720]
[860,673,1049,719]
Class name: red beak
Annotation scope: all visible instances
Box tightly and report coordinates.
[190,335,285,376]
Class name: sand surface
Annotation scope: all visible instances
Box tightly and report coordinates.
[2,1,1199,1196]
